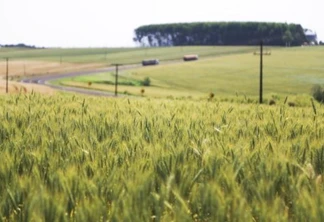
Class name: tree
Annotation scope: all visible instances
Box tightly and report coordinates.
[282,30,294,46]
[134,22,306,47]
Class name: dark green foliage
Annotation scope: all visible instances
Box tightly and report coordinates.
[141,77,151,86]
[0,43,39,49]
[282,30,294,46]
[311,84,324,103]
[93,80,140,86]
[134,22,307,46]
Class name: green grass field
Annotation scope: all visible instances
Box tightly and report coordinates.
[56,46,324,102]
[1,93,324,221]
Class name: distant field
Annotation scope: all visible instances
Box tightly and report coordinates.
[0,80,55,95]
[0,46,254,64]
[1,46,324,102]
[0,46,254,77]
[58,46,324,101]
[0,60,104,78]
[131,46,324,95]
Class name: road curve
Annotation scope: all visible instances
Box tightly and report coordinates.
[21,64,141,97]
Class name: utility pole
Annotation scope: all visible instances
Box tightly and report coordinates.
[113,64,119,96]
[6,58,9,93]
[259,41,263,104]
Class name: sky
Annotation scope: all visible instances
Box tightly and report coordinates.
[0,0,322,47]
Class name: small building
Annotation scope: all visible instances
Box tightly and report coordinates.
[304,29,318,44]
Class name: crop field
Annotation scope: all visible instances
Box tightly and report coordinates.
[0,46,254,77]
[59,46,324,101]
[0,46,254,64]
[0,60,104,78]
[1,93,324,221]
[0,80,55,95]
[1,45,324,221]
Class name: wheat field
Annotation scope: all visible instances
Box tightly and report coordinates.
[1,93,324,221]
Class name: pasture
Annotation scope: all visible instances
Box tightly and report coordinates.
[1,93,324,221]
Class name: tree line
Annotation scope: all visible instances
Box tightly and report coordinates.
[134,22,307,47]
[0,43,44,49]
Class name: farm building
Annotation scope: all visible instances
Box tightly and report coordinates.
[304,29,318,44]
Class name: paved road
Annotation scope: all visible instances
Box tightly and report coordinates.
[21,64,141,97]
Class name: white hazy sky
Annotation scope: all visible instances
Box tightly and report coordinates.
[0,0,322,47]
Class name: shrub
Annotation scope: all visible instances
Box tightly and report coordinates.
[288,102,296,107]
[142,77,151,86]
[269,99,276,105]
[208,92,215,101]
[311,84,324,103]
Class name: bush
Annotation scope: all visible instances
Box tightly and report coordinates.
[288,102,296,107]
[269,99,276,105]
[142,77,151,86]
[312,84,324,103]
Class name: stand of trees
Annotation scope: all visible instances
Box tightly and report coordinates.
[0,43,44,49]
[134,22,307,47]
